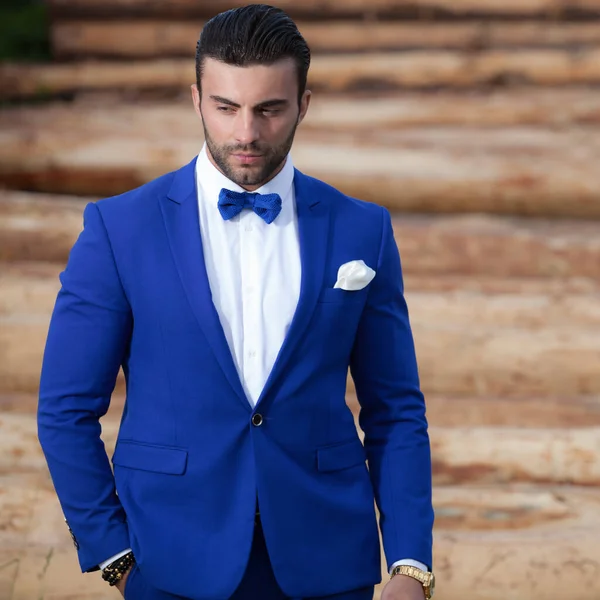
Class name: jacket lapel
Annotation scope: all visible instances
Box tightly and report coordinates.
[159,157,249,410]
[257,170,331,405]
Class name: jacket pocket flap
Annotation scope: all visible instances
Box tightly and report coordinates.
[112,440,188,475]
[317,439,366,472]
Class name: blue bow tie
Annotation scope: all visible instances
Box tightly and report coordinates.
[217,189,282,224]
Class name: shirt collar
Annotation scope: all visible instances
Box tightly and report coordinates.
[196,143,295,203]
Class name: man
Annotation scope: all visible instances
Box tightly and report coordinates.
[38,5,434,600]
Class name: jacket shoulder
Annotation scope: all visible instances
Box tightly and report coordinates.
[299,171,386,222]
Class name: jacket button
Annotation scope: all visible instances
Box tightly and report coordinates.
[252,414,263,427]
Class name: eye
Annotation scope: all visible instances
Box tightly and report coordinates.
[217,106,235,113]
[260,108,280,116]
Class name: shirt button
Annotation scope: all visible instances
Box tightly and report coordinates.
[252,414,263,427]
[248,350,257,358]
[245,225,253,232]
[246,285,255,293]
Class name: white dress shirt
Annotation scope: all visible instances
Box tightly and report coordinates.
[195,145,301,407]
[100,145,426,576]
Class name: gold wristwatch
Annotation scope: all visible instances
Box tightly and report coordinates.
[390,564,435,599]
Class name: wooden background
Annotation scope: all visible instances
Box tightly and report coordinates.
[1,1,600,598]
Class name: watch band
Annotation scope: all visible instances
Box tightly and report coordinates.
[101,551,135,586]
[391,564,435,599]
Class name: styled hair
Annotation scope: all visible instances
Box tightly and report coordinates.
[195,4,311,105]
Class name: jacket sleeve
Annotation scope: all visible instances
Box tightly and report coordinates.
[349,207,434,570]
[37,202,132,572]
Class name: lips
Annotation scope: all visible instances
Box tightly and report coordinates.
[232,154,263,165]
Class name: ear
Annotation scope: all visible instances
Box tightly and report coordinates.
[298,89,312,125]
[191,84,202,121]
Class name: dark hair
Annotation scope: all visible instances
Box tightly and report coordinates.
[195,4,311,105]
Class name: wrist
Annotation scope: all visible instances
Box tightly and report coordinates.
[101,551,135,586]
[390,564,435,599]
[388,573,426,598]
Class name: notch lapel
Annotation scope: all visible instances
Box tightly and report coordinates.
[159,157,249,410]
[257,170,331,405]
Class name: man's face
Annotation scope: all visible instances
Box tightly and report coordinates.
[192,57,310,191]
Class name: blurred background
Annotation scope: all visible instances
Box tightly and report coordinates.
[1,0,600,598]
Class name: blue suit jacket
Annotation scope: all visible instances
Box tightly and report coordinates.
[38,157,433,599]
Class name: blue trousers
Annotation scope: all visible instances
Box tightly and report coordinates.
[123,518,374,600]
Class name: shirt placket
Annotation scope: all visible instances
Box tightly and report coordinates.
[239,211,263,406]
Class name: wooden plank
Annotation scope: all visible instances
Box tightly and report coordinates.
[420,394,600,428]
[6,546,111,600]
[4,260,600,330]
[5,48,600,100]
[5,407,600,484]
[432,485,571,530]
[346,303,600,397]
[306,88,600,129]
[5,191,600,278]
[4,87,600,133]
[0,263,62,317]
[433,486,600,600]
[4,314,600,397]
[6,390,600,429]
[0,320,126,395]
[406,288,600,329]
[6,488,600,599]
[1,478,599,598]
[295,128,600,219]
[411,324,600,397]
[2,103,600,218]
[0,191,86,263]
[403,273,600,294]
[3,277,600,396]
[51,20,600,59]
[431,426,600,485]
[45,0,600,18]
[394,214,600,280]
[309,48,600,91]
[0,413,120,473]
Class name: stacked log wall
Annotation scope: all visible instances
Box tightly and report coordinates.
[1,1,600,598]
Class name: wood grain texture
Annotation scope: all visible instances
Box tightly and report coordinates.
[50,20,600,59]
[430,426,600,485]
[2,103,600,217]
[1,476,599,598]
[3,260,600,396]
[45,0,600,17]
[4,261,600,330]
[5,192,600,279]
[0,191,86,263]
[4,88,600,132]
[6,390,600,428]
[5,48,600,99]
[4,409,600,485]
[394,214,600,280]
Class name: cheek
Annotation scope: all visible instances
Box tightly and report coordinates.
[266,117,296,142]
[202,113,230,142]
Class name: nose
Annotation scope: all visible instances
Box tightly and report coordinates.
[234,109,260,146]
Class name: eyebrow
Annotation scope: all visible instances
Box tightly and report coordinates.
[209,95,289,109]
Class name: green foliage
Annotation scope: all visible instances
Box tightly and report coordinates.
[0,1,51,61]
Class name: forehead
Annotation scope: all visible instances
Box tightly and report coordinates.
[201,57,298,104]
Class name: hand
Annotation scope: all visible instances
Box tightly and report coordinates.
[381,574,426,600]
[115,565,133,597]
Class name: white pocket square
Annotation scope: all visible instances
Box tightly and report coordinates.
[334,260,376,291]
